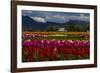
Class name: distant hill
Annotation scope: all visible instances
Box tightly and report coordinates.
[67,20,89,25]
[22,15,89,31]
[22,16,62,30]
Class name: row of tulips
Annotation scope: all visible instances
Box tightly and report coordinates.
[22,33,48,39]
[22,39,90,62]
[22,33,89,40]
[23,32,89,35]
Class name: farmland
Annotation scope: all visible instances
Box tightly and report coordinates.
[22,32,90,62]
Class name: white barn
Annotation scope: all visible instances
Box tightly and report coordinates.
[58,28,66,32]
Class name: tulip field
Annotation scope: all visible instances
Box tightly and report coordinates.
[22,32,90,62]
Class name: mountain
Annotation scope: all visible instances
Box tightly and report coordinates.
[22,15,89,31]
[67,20,89,25]
[22,16,61,30]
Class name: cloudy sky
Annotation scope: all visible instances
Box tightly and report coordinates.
[22,10,90,23]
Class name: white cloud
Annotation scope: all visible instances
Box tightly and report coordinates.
[54,14,67,20]
[44,12,89,23]
[22,10,90,23]
[66,14,90,21]
[80,14,84,17]
[22,10,33,16]
[30,16,46,23]
[26,10,33,14]
[45,13,69,23]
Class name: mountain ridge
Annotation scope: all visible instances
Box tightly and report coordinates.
[22,15,89,31]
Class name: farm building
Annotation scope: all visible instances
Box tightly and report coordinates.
[58,28,67,32]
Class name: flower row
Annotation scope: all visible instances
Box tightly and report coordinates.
[22,40,90,62]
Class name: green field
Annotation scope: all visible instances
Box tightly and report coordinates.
[24,35,88,40]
